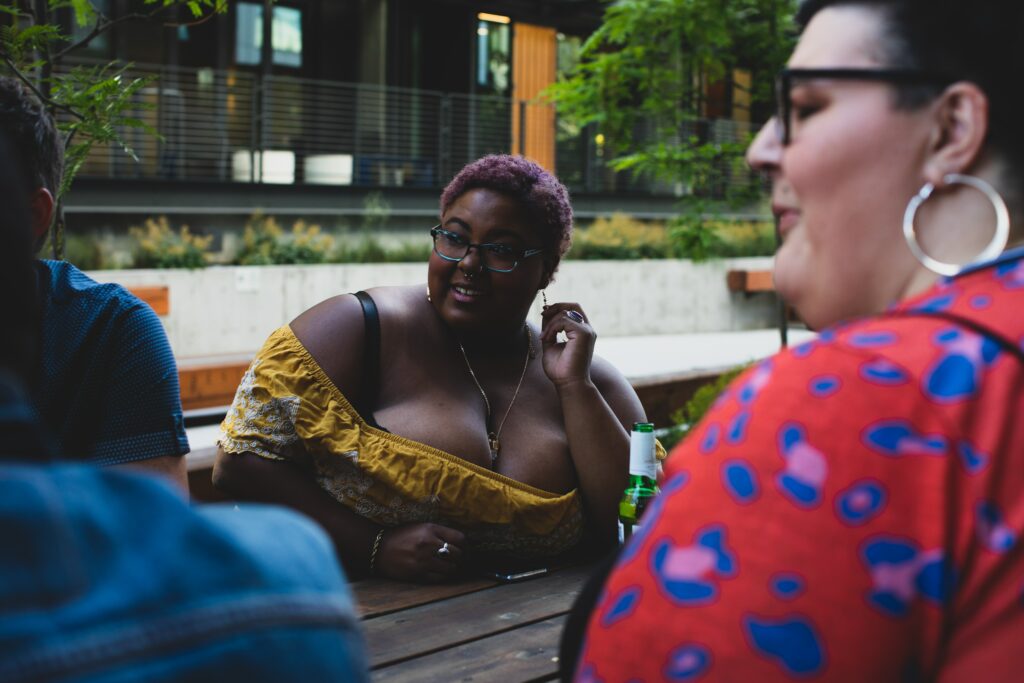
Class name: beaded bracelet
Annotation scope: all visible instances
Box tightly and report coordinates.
[368,528,385,574]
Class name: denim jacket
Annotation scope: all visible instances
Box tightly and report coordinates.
[0,379,367,682]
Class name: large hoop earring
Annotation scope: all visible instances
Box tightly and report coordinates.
[903,173,1010,277]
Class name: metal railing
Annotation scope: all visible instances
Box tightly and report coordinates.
[63,60,757,197]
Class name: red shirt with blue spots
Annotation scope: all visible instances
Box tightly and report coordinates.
[577,252,1024,681]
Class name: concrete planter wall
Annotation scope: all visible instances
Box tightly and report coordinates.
[88,257,777,360]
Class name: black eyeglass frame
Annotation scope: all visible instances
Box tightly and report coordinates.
[429,226,545,273]
[775,67,953,145]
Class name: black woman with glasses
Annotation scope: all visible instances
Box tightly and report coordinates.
[571,1,1024,680]
[214,154,657,583]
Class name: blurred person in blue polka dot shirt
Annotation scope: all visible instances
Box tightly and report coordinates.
[0,76,189,488]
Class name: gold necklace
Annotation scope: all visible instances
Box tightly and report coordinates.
[457,324,533,465]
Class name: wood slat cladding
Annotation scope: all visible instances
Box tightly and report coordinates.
[512,23,557,171]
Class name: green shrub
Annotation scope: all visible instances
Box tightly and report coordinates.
[63,233,106,270]
[236,214,334,265]
[333,236,432,264]
[569,213,670,260]
[658,364,749,451]
[130,217,211,269]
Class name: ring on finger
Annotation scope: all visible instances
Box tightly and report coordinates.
[565,310,584,323]
[437,541,451,558]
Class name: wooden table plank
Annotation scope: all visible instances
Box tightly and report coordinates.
[355,577,500,618]
[365,565,591,669]
[371,616,567,683]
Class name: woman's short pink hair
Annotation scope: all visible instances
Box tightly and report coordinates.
[440,154,573,278]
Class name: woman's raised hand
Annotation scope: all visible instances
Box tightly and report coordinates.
[376,522,466,583]
[540,302,597,388]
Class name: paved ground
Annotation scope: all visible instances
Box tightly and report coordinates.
[184,327,816,468]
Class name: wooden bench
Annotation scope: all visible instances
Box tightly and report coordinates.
[127,285,170,316]
[726,268,775,294]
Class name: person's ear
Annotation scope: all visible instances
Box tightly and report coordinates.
[922,82,990,184]
[29,188,55,244]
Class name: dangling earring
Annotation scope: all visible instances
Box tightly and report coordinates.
[903,173,1010,277]
[426,286,432,303]
[541,290,548,308]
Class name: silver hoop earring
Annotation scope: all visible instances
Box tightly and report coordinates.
[903,173,1010,277]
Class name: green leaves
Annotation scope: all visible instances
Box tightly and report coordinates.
[546,0,796,207]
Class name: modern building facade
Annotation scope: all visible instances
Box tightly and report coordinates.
[59,0,756,226]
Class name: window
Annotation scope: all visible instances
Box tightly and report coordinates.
[476,13,511,95]
[236,2,303,68]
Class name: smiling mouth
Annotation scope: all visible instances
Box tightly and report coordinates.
[774,207,801,236]
[451,284,485,299]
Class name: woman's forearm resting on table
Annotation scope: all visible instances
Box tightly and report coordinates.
[212,449,380,578]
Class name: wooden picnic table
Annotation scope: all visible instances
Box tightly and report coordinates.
[353,563,594,682]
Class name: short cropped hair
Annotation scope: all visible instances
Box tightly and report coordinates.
[796,0,1024,181]
[0,76,63,198]
[440,155,573,278]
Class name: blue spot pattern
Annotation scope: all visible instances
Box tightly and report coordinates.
[909,293,956,313]
[969,294,992,309]
[861,537,956,616]
[995,260,1024,290]
[976,501,1017,553]
[849,331,898,347]
[775,423,827,508]
[769,573,806,601]
[699,423,722,455]
[727,411,751,445]
[576,664,605,683]
[862,420,947,457]
[600,586,642,627]
[808,375,841,397]
[957,441,989,474]
[650,525,736,606]
[743,614,826,677]
[721,460,760,505]
[859,359,910,386]
[664,644,712,681]
[835,479,887,526]
[923,328,1001,403]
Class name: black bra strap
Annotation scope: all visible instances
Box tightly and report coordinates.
[885,309,1024,365]
[353,291,381,417]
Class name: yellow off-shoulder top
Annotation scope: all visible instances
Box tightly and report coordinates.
[219,325,587,558]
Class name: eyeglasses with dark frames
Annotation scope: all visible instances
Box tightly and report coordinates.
[430,226,545,273]
[774,67,952,145]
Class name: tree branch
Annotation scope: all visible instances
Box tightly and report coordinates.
[1,54,84,120]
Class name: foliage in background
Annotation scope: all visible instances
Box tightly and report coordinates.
[130,216,211,269]
[570,213,670,260]
[546,0,795,226]
[0,0,227,257]
[658,364,749,451]
[334,236,432,264]
[569,213,773,260]
[63,231,105,270]
[236,214,335,266]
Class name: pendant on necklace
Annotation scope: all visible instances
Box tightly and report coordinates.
[488,432,500,463]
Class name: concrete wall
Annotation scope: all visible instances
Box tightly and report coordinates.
[87,257,777,360]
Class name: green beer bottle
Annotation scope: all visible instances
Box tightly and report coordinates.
[618,422,659,544]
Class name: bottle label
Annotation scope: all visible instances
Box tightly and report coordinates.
[629,429,657,479]
[618,519,643,545]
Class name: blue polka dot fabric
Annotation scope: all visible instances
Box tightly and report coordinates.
[30,261,188,465]
[577,248,1024,681]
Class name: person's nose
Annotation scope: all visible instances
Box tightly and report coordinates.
[746,118,783,173]
[459,244,485,275]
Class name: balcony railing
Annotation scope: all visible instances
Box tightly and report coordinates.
[63,60,757,197]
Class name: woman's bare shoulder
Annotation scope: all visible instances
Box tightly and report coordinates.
[288,285,422,392]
